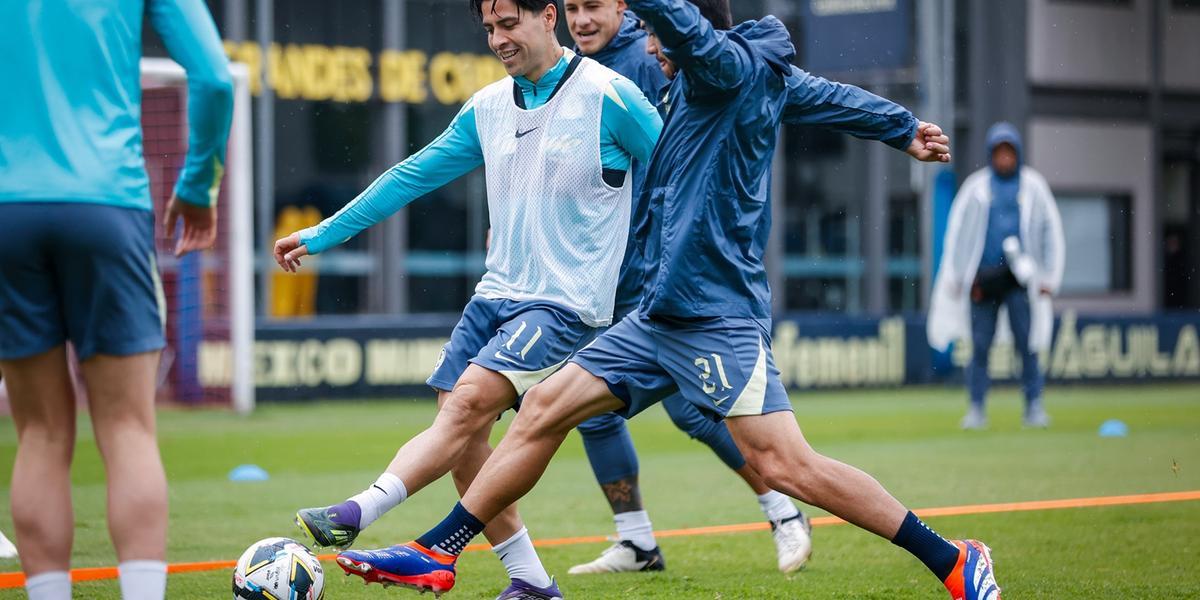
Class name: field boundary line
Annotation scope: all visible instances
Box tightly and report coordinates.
[1,489,1196,588]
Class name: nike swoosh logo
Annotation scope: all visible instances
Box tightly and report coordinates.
[494,351,523,366]
[713,395,731,406]
[515,128,539,138]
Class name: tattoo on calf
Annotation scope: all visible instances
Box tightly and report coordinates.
[601,477,643,514]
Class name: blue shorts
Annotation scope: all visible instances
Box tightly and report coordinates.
[0,202,165,361]
[572,314,792,421]
[428,296,597,397]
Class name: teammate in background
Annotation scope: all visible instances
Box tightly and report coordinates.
[336,1,1002,599]
[563,0,813,575]
[0,1,233,599]
[928,123,1064,430]
[275,0,662,597]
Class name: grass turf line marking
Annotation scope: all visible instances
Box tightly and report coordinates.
[1,489,1196,588]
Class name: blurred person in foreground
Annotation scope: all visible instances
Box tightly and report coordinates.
[0,1,234,598]
[928,122,1064,430]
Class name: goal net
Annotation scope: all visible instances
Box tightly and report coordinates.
[141,58,255,414]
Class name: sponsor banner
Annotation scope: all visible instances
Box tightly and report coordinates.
[198,312,1200,401]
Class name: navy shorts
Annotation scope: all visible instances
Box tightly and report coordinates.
[428,296,598,397]
[572,314,793,421]
[0,202,165,361]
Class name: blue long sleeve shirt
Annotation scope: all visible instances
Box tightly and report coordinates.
[300,50,663,255]
[0,0,234,210]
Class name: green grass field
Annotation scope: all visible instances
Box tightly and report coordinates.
[1,384,1198,599]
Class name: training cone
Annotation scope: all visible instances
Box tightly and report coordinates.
[1098,419,1129,437]
[229,464,270,482]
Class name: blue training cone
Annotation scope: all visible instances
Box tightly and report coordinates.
[1098,419,1128,438]
[229,464,270,482]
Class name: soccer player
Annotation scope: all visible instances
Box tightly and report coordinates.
[563,0,813,575]
[275,1,662,597]
[0,1,233,599]
[336,1,1002,599]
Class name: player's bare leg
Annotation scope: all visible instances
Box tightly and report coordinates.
[3,345,77,578]
[440,389,527,547]
[78,350,167,563]
[462,365,624,524]
[726,412,907,537]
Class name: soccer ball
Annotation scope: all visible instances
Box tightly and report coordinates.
[232,537,325,600]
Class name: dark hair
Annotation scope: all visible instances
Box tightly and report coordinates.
[689,0,732,30]
[470,0,560,23]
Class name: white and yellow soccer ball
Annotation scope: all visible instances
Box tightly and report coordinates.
[232,537,324,600]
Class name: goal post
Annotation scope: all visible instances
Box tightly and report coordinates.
[141,58,256,414]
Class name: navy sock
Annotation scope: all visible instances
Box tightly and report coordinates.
[891,512,960,581]
[415,503,485,557]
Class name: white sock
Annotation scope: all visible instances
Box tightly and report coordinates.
[118,560,167,600]
[614,510,657,552]
[349,472,408,529]
[491,527,551,588]
[758,490,801,524]
[25,571,70,600]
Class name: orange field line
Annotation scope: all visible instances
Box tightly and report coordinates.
[1,489,1196,589]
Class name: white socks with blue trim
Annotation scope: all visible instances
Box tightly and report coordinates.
[492,527,552,588]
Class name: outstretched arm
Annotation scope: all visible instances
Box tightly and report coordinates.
[275,101,484,270]
[783,66,950,163]
[626,0,751,94]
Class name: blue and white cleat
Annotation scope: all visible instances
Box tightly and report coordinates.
[336,542,457,596]
[567,540,665,574]
[495,577,563,599]
[943,539,1000,600]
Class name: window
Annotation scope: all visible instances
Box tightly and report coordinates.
[1057,193,1132,295]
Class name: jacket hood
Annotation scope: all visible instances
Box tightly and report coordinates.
[581,12,644,60]
[732,16,796,75]
[986,121,1023,173]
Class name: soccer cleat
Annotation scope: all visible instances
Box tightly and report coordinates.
[943,539,1000,600]
[566,540,665,575]
[960,406,988,431]
[295,504,361,549]
[1022,402,1051,429]
[771,513,813,573]
[495,577,564,599]
[336,542,457,596]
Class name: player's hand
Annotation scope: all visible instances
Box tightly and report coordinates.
[907,121,952,163]
[163,195,218,257]
[273,233,309,273]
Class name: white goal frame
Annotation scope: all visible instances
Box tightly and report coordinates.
[141,57,256,414]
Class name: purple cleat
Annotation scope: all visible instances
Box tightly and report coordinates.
[495,578,563,600]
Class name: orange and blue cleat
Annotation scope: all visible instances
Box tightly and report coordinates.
[943,540,1000,600]
[336,541,457,596]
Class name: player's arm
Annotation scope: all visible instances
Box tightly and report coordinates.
[782,66,918,149]
[148,0,235,255]
[783,66,950,163]
[148,0,234,208]
[276,102,485,269]
[602,78,664,166]
[626,0,750,93]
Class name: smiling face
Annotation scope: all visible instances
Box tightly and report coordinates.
[480,0,560,79]
[564,0,627,55]
[643,27,677,80]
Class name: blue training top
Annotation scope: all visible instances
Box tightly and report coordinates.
[0,0,234,211]
[299,49,663,256]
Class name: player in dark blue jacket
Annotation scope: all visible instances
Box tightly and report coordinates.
[563,0,815,576]
[338,2,1001,599]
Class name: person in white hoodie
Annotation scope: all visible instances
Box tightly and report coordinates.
[928,122,1065,429]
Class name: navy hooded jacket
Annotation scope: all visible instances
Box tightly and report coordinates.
[627,0,920,320]
[578,11,670,316]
